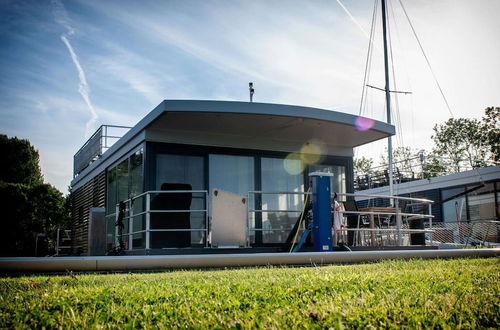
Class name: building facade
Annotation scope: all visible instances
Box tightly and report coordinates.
[71,100,394,255]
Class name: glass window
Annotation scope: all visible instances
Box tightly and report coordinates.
[441,187,466,222]
[467,183,496,221]
[261,157,304,243]
[156,154,204,190]
[209,154,254,197]
[129,149,144,198]
[116,159,129,203]
[309,164,346,201]
[106,168,117,215]
[155,154,206,246]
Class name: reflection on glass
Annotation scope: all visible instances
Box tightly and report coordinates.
[116,159,129,203]
[209,154,254,196]
[261,157,304,243]
[467,183,496,221]
[442,187,466,222]
[155,154,205,246]
[309,164,346,201]
[106,168,116,215]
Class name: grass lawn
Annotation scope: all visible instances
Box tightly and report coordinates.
[0,257,498,328]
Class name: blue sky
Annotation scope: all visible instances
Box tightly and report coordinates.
[1,0,499,193]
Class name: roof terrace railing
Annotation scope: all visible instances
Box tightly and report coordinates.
[73,125,131,177]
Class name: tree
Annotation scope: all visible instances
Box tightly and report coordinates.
[353,156,373,176]
[431,107,499,170]
[0,135,70,256]
[482,107,500,162]
[0,134,43,185]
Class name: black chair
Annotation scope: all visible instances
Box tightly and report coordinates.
[150,183,192,248]
[343,200,360,247]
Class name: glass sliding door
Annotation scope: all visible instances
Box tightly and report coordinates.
[260,157,304,243]
[209,154,254,197]
[154,154,205,247]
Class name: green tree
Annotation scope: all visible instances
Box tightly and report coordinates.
[353,156,374,176]
[431,107,499,170]
[0,134,43,185]
[0,135,70,256]
[432,118,487,170]
[482,107,500,162]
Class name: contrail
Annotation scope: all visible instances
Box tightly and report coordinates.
[335,0,371,40]
[335,0,381,54]
[52,0,98,138]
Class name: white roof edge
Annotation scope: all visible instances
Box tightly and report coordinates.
[354,165,500,201]
[71,100,395,188]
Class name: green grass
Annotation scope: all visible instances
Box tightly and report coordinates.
[0,258,498,328]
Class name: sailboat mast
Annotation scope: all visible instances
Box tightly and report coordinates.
[381,0,394,203]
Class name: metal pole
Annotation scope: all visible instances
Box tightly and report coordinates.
[128,200,133,251]
[205,191,209,248]
[145,193,151,250]
[55,229,60,256]
[428,203,433,246]
[381,0,394,205]
[115,204,119,247]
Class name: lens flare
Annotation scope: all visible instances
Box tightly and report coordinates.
[354,116,375,131]
[300,139,326,165]
[284,153,304,175]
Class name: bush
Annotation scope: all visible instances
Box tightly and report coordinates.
[0,182,70,256]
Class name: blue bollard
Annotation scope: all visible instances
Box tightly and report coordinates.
[309,172,333,252]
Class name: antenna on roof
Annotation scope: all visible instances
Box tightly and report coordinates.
[249,82,254,102]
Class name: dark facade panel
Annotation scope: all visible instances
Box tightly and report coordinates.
[71,171,106,255]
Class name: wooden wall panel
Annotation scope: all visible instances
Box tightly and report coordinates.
[71,171,106,255]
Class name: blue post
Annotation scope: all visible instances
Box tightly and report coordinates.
[309,172,333,252]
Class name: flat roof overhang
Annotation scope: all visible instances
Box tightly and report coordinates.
[71,100,395,189]
[146,100,394,148]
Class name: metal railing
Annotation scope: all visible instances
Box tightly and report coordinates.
[112,190,209,250]
[428,220,499,248]
[247,191,434,247]
[73,125,131,177]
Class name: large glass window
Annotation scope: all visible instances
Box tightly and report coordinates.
[154,154,206,247]
[209,154,254,197]
[441,187,466,222]
[156,154,204,190]
[467,183,496,221]
[105,148,144,249]
[260,157,304,243]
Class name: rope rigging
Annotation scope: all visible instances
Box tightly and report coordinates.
[397,0,455,118]
[358,0,379,117]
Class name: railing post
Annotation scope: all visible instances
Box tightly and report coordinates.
[115,204,120,247]
[128,200,133,251]
[205,191,209,248]
[55,228,60,256]
[396,205,402,246]
[146,193,151,250]
[246,192,251,248]
[428,203,433,246]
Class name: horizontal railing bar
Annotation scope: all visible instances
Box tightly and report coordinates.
[247,228,434,233]
[339,211,434,218]
[149,210,207,213]
[342,192,433,203]
[249,210,302,213]
[148,229,207,232]
[339,228,435,233]
[120,230,147,236]
[249,228,295,232]
[248,191,309,195]
[147,190,208,194]
[122,209,208,220]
